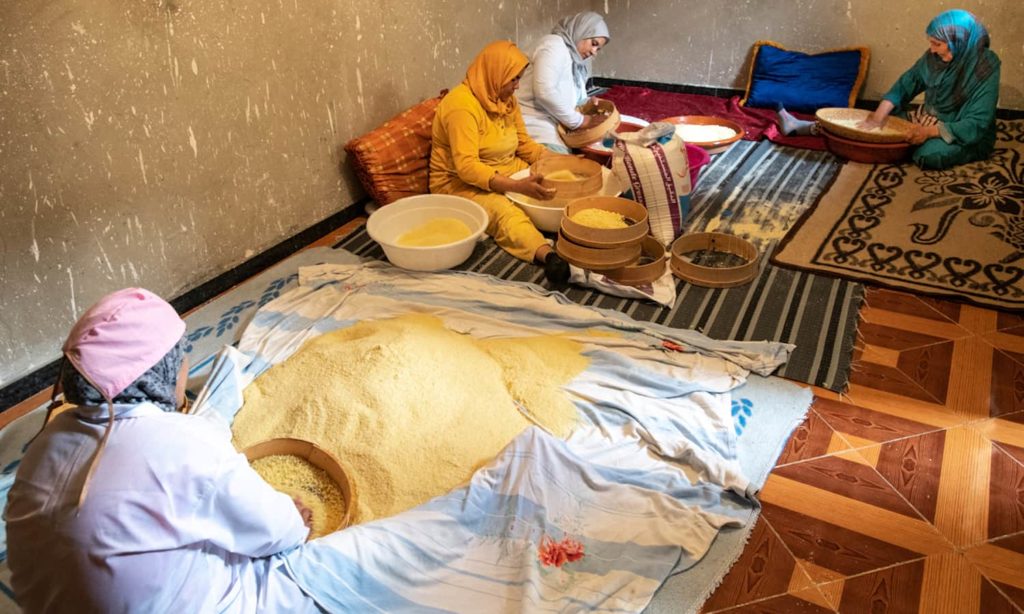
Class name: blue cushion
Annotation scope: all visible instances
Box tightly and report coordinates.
[742,41,869,113]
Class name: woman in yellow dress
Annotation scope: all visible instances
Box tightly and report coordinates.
[429,40,570,284]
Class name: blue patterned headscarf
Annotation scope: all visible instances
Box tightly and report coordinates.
[923,9,996,111]
[552,11,611,90]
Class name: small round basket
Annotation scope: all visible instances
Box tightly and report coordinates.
[530,156,603,201]
[560,197,649,248]
[244,438,356,536]
[558,99,621,149]
[815,108,913,144]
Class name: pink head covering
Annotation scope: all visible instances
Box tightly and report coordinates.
[62,288,186,401]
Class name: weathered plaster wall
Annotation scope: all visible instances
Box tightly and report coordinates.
[593,0,1024,110]
[0,0,587,389]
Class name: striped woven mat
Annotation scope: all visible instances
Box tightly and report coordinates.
[337,140,864,391]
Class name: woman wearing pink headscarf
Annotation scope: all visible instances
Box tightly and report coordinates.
[4,288,319,612]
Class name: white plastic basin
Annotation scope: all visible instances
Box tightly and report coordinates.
[366,194,488,271]
[506,167,623,232]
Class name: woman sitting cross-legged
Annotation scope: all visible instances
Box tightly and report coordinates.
[778,9,1001,170]
[429,40,572,285]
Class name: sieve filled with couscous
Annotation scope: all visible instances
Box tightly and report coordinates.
[244,438,355,539]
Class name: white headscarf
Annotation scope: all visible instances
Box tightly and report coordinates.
[552,11,611,90]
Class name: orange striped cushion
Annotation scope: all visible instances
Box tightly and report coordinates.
[345,94,444,206]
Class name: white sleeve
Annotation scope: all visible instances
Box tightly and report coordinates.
[531,42,585,130]
[198,448,311,557]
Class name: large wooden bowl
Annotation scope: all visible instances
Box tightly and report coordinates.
[822,129,913,164]
[558,99,621,148]
[659,115,744,154]
[244,437,356,535]
[815,108,912,144]
[530,156,603,201]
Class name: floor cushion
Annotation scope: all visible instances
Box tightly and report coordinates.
[741,40,869,113]
[345,92,445,206]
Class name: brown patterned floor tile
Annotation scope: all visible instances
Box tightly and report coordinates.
[915,294,967,325]
[700,519,814,612]
[992,349,1024,418]
[872,431,946,523]
[997,442,1024,467]
[828,559,925,614]
[976,412,1024,466]
[811,396,941,445]
[863,288,959,324]
[997,311,1024,333]
[895,342,954,405]
[759,501,936,578]
[704,593,835,613]
[983,579,1024,614]
[857,321,950,351]
[770,455,922,520]
[834,385,968,432]
[963,534,1024,610]
[848,360,944,404]
[989,445,1024,540]
[775,407,851,466]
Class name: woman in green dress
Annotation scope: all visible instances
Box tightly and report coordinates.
[861,9,1001,169]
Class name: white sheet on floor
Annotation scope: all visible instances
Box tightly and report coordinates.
[188,262,795,612]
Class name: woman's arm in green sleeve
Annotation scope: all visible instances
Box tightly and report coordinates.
[881,59,927,110]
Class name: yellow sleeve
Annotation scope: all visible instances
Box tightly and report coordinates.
[443,108,499,190]
[514,110,547,164]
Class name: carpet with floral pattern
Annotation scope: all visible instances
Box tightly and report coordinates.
[773,119,1024,311]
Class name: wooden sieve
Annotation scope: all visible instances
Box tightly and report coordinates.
[558,99,621,148]
[530,156,603,201]
[244,437,356,534]
[669,232,759,288]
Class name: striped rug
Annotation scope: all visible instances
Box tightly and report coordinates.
[336,140,864,391]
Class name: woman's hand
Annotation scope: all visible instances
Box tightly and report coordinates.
[576,113,604,130]
[293,497,314,530]
[907,123,939,145]
[857,100,896,131]
[516,173,557,201]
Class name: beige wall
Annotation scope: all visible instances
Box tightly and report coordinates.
[0,0,584,388]
[2,0,1021,390]
[593,0,1023,110]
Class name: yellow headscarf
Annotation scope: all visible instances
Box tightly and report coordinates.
[463,40,529,117]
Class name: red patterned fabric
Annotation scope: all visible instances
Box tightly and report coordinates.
[601,85,827,151]
[344,93,445,205]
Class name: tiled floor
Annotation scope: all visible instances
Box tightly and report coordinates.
[701,287,1024,613]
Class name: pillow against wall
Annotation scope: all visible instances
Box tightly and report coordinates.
[344,92,446,206]
[741,41,869,113]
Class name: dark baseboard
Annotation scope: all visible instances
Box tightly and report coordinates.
[0,200,367,414]
[591,76,1024,120]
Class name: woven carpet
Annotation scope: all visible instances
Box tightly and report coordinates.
[774,119,1024,311]
[337,140,864,391]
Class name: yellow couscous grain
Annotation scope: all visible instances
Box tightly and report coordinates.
[570,208,629,229]
[250,453,346,539]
